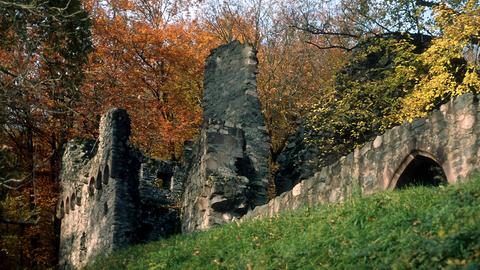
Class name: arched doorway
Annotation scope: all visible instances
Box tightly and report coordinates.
[395,155,447,189]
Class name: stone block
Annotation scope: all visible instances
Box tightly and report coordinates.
[58,109,180,269]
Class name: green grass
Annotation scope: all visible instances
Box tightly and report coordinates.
[86,177,480,270]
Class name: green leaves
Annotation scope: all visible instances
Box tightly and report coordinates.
[398,0,480,122]
[304,35,421,159]
[304,0,479,159]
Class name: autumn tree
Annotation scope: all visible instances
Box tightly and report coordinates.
[199,0,267,47]
[304,0,479,160]
[304,35,427,157]
[0,0,92,268]
[290,0,441,51]
[198,0,347,154]
[81,0,217,159]
[398,0,480,121]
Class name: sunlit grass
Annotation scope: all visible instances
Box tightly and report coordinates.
[86,177,480,270]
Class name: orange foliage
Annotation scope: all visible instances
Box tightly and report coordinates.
[1,2,91,266]
[257,39,347,152]
[1,1,347,267]
[80,0,219,158]
[198,1,348,152]
[203,7,260,47]
[0,176,57,268]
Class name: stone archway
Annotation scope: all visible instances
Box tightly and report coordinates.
[389,150,448,189]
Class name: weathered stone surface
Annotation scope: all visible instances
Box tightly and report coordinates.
[243,93,480,220]
[181,41,271,232]
[58,109,179,269]
[58,40,480,269]
[274,125,333,195]
[181,122,254,232]
[203,41,270,205]
[58,41,272,267]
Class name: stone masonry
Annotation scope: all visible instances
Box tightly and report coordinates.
[58,40,480,269]
[181,41,271,232]
[58,41,271,268]
[244,93,480,219]
[58,109,179,269]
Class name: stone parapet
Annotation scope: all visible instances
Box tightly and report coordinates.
[244,93,480,220]
[58,109,179,269]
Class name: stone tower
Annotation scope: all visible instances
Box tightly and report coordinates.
[181,41,271,232]
[58,109,179,269]
[57,41,271,268]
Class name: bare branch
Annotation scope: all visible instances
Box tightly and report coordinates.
[291,24,360,38]
[0,65,18,78]
[416,0,440,8]
[305,40,356,51]
[0,217,39,225]
[0,175,32,190]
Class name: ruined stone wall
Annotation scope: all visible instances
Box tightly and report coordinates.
[58,109,132,269]
[58,109,179,269]
[181,123,249,231]
[181,41,271,232]
[58,40,480,267]
[57,41,272,267]
[137,159,180,242]
[203,41,271,205]
[244,93,480,219]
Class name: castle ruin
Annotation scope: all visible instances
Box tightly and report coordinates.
[58,41,480,269]
[58,41,270,269]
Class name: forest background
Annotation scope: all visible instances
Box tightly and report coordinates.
[0,0,478,268]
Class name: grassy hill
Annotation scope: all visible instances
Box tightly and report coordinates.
[86,177,480,269]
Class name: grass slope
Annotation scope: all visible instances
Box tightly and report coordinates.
[87,177,480,270]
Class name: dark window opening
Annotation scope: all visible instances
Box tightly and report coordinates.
[103,202,108,215]
[103,165,110,185]
[65,197,70,214]
[235,156,257,211]
[79,232,87,262]
[235,156,255,179]
[75,192,81,206]
[156,171,172,190]
[396,155,447,189]
[95,171,102,190]
[70,193,76,210]
[88,177,95,196]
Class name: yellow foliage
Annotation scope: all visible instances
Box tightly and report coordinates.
[397,0,480,122]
